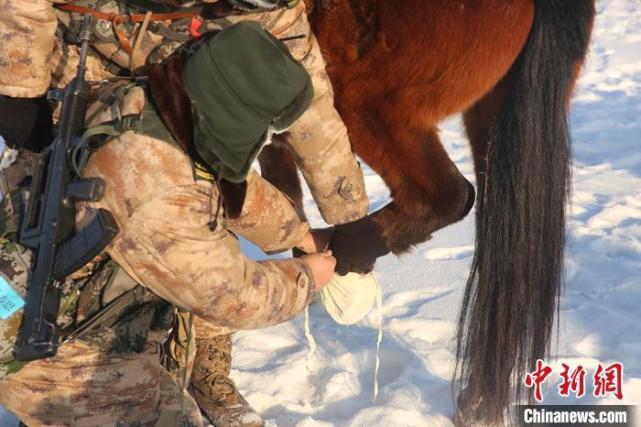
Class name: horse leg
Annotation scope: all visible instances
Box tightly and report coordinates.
[311,0,538,256]
[463,70,514,191]
[347,103,475,253]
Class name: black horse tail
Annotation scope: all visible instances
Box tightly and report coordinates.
[455,0,595,423]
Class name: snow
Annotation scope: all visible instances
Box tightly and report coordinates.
[2,0,640,424]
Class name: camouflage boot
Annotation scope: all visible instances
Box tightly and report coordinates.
[191,334,263,427]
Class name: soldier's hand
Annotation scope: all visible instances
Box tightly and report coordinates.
[301,250,336,291]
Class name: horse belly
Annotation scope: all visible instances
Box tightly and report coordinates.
[315,0,535,123]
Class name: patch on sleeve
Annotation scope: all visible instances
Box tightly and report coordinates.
[0,275,25,320]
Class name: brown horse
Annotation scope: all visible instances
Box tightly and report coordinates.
[260,0,595,424]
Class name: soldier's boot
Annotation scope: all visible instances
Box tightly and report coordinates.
[191,334,263,427]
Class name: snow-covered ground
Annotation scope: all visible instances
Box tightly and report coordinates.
[1,1,640,425]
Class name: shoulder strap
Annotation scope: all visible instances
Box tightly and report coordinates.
[77,82,178,170]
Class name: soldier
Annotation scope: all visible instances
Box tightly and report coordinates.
[0,2,371,426]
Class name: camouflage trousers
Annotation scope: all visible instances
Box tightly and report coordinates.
[0,330,204,427]
[0,309,245,427]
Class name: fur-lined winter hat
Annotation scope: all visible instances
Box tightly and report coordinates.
[182,21,313,183]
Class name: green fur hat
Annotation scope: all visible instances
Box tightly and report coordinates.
[182,21,313,183]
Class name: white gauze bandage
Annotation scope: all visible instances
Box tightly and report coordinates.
[320,272,379,325]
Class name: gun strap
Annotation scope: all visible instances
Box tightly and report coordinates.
[82,116,143,143]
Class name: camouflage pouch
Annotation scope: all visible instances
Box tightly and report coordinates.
[0,149,40,239]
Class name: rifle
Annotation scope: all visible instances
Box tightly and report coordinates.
[15,15,120,362]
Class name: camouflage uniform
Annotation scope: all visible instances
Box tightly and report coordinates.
[0,309,204,426]
[0,1,368,425]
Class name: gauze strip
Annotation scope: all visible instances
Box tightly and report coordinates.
[373,279,383,400]
[304,306,317,368]
[304,273,384,400]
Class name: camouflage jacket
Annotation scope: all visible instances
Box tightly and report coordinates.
[0,0,368,225]
[80,85,317,334]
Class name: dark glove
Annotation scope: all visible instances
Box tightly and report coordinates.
[329,216,390,275]
[0,95,53,153]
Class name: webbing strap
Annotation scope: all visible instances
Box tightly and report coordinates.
[55,0,262,23]
[77,105,142,174]
[85,81,139,125]
[57,0,298,25]
[83,119,137,141]
[149,21,191,43]
[57,4,200,23]
[130,11,154,70]
[79,115,143,155]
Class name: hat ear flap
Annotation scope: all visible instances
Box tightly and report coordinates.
[218,179,248,219]
[148,56,194,152]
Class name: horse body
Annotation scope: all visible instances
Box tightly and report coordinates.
[262,0,596,423]
[309,0,535,252]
